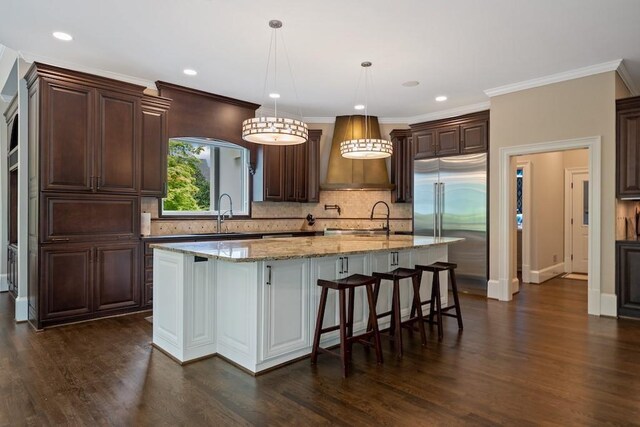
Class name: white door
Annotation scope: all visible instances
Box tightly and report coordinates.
[570,172,589,273]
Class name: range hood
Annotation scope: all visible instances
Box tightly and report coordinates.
[321,115,393,190]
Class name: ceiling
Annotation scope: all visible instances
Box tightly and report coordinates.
[1,0,640,121]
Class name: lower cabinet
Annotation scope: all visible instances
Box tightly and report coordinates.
[39,241,140,326]
[260,259,310,361]
[616,242,640,318]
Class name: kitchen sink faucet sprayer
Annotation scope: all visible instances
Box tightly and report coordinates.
[217,193,233,233]
[370,201,390,237]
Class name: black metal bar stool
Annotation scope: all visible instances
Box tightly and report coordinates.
[413,262,464,340]
[369,268,427,357]
[311,274,383,377]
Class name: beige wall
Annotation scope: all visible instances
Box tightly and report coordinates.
[490,71,617,294]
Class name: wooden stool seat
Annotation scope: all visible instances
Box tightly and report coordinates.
[414,262,464,340]
[370,268,427,357]
[311,274,383,378]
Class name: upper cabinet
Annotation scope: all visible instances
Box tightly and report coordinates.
[27,62,171,196]
[390,129,413,203]
[140,96,171,197]
[262,129,322,203]
[617,96,640,199]
[411,111,489,159]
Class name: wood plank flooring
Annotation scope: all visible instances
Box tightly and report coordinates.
[1,278,639,426]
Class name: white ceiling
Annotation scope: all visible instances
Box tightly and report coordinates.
[1,0,640,120]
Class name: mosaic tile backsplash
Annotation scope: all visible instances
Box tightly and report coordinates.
[142,190,413,235]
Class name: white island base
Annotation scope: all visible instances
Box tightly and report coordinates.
[152,237,456,374]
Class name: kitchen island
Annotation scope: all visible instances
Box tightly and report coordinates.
[151,235,462,373]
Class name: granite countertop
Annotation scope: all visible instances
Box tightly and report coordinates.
[150,235,463,262]
[141,230,318,240]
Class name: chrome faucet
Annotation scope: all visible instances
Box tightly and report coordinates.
[370,201,391,236]
[217,193,233,233]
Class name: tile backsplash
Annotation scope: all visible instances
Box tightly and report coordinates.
[142,190,413,235]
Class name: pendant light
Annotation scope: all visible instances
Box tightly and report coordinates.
[340,61,393,159]
[242,20,308,146]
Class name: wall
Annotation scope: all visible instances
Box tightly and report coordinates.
[490,71,617,295]
[147,121,413,235]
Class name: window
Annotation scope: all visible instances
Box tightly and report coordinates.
[516,168,523,229]
[162,138,250,216]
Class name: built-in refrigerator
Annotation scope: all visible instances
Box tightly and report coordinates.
[413,153,487,294]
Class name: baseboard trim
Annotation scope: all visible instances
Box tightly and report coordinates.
[600,293,617,317]
[0,274,7,292]
[15,296,28,322]
[530,262,565,284]
[487,279,501,300]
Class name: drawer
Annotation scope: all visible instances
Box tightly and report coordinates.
[42,194,139,242]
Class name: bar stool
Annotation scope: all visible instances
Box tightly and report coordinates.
[413,262,464,340]
[369,268,427,357]
[311,274,384,377]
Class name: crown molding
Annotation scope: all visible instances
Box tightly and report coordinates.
[18,50,156,89]
[403,101,490,125]
[616,60,639,96]
[0,45,5,62]
[484,59,623,98]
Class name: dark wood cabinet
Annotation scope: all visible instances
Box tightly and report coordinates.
[616,241,640,318]
[390,129,413,203]
[96,90,140,193]
[263,129,322,203]
[411,111,489,159]
[141,96,170,196]
[95,242,139,311]
[263,145,286,201]
[40,80,95,192]
[25,62,171,329]
[616,96,640,199]
[40,242,140,324]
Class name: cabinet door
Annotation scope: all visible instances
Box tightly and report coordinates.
[41,80,94,192]
[413,129,436,159]
[617,243,640,318]
[295,143,308,202]
[395,251,414,319]
[306,130,321,203]
[263,145,285,201]
[94,242,140,311]
[436,126,460,156]
[96,90,140,193]
[341,254,370,334]
[261,259,310,360]
[140,103,168,196]
[370,252,393,320]
[391,132,413,203]
[617,109,640,198]
[460,120,488,154]
[41,245,93,319]
[310,256,342,344]
[284,145,298,201]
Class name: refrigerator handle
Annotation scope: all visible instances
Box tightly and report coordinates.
[440,182,445,238]
[433,182,440,237]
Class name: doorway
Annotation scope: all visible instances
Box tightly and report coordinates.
[565,168,589,275]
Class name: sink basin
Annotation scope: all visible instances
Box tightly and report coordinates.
[324,228,389,236]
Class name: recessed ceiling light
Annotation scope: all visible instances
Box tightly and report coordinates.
[52,31,73,41]
[183,69,197,76]
[269,93,280,99]
[435,95,448,102]
[402,81,420,87]
[354,104,365,110]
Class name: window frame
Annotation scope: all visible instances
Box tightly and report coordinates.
[159,137,252,219]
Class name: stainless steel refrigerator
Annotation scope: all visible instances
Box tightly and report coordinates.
[413,153,487,294]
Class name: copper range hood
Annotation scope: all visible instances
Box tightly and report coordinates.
[321,115,393,190]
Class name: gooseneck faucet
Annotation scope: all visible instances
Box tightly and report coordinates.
[217,193,233,233]
[370,201,391,237]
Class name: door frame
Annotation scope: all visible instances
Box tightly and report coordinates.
[564,167,589,274]
[516,161,532,283]
[491,136,603,316]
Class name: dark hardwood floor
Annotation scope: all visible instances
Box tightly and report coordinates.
[1,278,639,426]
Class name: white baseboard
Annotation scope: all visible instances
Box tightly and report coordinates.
[521,264,531,283]
[511,277,520,294]
[15,296,28,322]
[0,274,7,292]
[599,293,617,317]
[530,262,565,284]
